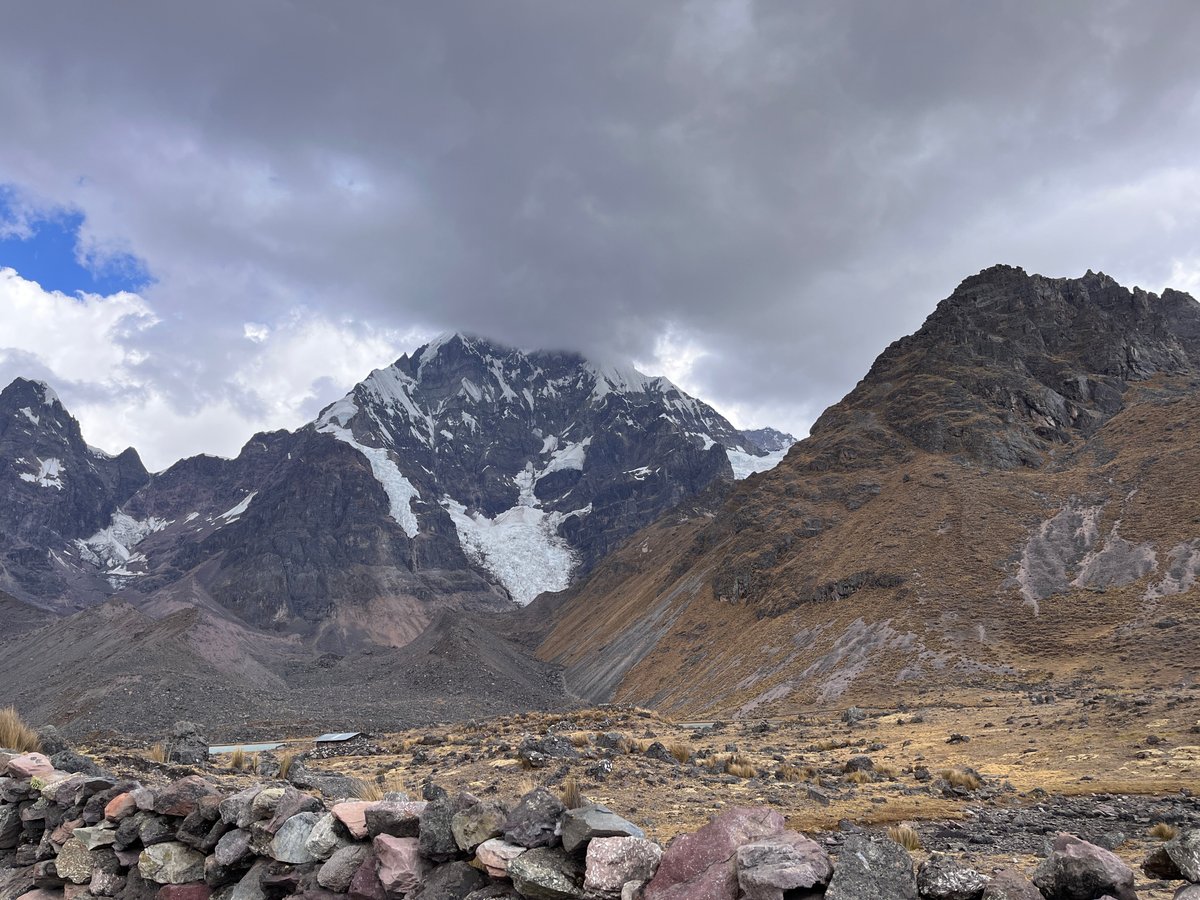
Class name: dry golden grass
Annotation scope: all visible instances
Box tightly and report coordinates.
[517,776,536,796]
[565,732,592,748]
[629,738,654,753]
[381,770,408,795]
[350,778,385,801]
[667,742,692,764]
[561,776,582,809]
[1150,822,1179,841]
[146,742,167,763]
[888,824,922,851]
[229,747,246,770]
[0,707,39,753]
[278,749,298,780]
[874,764,897,779]
[845,769,873,785]
[776,763,813,782]
[939,769,981,791]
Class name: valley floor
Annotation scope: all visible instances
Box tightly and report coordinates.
[84,687,1200,898]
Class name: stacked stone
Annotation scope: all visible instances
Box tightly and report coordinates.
[2,748,1198,900]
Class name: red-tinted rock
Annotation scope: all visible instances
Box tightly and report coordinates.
[373,835,429,894]
[6,754,55,780]
[332,802,374,840]
[156,884,211,900]
[347,849,386,900]
[151,778,219,818]
[104,794,138,823]
[644,807,784,900]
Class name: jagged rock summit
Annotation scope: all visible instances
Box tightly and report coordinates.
[536,265,1200,716]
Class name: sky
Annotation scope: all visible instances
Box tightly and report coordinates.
[2,2,1200,470]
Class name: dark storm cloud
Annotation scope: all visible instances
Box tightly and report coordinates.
[1,1,1200,465]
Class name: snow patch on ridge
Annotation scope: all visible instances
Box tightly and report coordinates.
[442,466,582,605]
[19,457,64,489]
[18,407,38,426]
[319,423,420,538]
[218,491,258,522]
[727,447,789,480]
[77,511,171,580]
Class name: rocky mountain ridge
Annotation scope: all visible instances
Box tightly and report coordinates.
[534,266,1200,716]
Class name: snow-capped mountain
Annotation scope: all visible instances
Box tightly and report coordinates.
[0,378,148,608]
[0,335,792,650]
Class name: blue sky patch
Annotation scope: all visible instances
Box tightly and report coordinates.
[0,185,152,295]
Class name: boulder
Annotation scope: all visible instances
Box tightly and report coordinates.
[561,805,644,853]
[55,839,95,885]
[347,849,386,900]
[1175,887,1200,900]
[419,794,476,862]
[1033,834,1136,900]
[50,752,106,778]
[0,805,23,849]
[138,843,206,885]
[34,727,67,757]
[1166,830,1200,883]
[269,811,319,864]
[104,793,139,823]
[316,844,370,893]
[1144,846,1182,880]
[331,802,374,840]
[451,801,507,852]
[226,860,269,900]
[152,778,219,819]
[373,835,429,895]
[585,836,663,895]
[176,798,227,854]
[217,788,262,828]
[263,788,323,835]
[407,861,488,899]
[824,834,917,900]
[735,832,832,900]
[508,847,585,900]
[166,724,208,766]
[364,800,426,839]
[644,807,784,900]
[304,813,350,861]
[476,838,526,878]
[72,824,118,850]
[916,854,987,900]
[503,789,567,849]
[214,829,255,868]
[157,886,211,900]
[6,754,54,780]
[462,887,521,900]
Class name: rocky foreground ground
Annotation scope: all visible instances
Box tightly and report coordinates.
[0,687,1175,898]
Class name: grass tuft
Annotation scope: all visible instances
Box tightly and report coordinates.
[0,707,39,753]
[278,749,298,780]
[939,769,981,791]
[1150,822,1179,841]
[350,778,385,801]
[888,824,922,851]
[146,742,167,763]
[845,769,873,784]
[561,775,582,809]
[229,747,246,770]
[667,742,693,764]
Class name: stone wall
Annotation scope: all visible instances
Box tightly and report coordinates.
[0,749,1196,900]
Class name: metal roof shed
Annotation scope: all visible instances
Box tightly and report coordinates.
[314,732,361,743]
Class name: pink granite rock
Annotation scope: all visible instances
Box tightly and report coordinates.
[6,753,55,780]
[372,835,429,894]
[644,807,784,900]
[332,801,375,839]
[476,837,527,877]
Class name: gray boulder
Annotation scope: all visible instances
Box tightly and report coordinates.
[561,804,644,853]
[504,788,567,849]
[825,834,917,900]
[1166,830,1200,883]
[409,860,490,899]
[451,800,507,852]
[317,843,370,893]
[166,722,208,766]
[736,832,832,900]
[269,811,320,864]
[917,853,987,900]
[509,847,585,900]
[138,841,206,885]
[1033,833,1136,900]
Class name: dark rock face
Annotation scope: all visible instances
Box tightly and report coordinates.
[824,834,917,900]
[811,266,1200,470]
[0,334,783,654]
[1032,833,1136,900]
[0,378,148,605]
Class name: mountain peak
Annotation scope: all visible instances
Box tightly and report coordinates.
[1,377,62,411]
